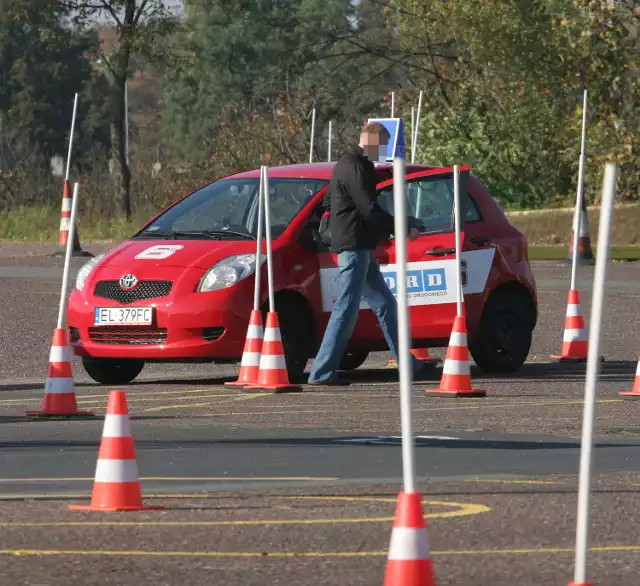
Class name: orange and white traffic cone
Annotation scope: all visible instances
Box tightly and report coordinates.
[53,179,92,258]
[387,348,440,369]
[551,289,589,362]
[424,315,486,397]
[383,491,437,586]
[225,310,264,387]
[244,312,301,392]
[26,328,94,418]
[618,355,640,399]
[567,198,594,265]
[69,390,163,512]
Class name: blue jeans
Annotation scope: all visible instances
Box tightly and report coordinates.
[308,250,419,383]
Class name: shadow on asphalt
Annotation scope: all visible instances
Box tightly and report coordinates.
[2,436,639,451]
[0,362,635,393]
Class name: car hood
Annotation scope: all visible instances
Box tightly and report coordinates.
[98,239,258,270]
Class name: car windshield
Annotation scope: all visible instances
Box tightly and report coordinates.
[135,177,328,240]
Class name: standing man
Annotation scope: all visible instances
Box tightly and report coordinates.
[308,121,426,386]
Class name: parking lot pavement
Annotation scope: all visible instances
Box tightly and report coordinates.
[0,246,639,584]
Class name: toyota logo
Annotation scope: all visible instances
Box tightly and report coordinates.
[119,274,138,290]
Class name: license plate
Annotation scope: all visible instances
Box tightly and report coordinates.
[94,307,153,326]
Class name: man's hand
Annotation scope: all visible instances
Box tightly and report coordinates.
[408,227,421,241]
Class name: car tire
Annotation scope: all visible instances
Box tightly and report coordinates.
[82,357,145,385]
[469,290,534,374]
[339,350,369,372]
[269,300,311,383]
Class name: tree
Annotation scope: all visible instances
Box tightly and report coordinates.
[162,0,395,167]
[0,0,109,167]
[58,0,178,218]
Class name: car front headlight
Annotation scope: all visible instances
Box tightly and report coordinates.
[75,253,106,291]
[197,254,263,293]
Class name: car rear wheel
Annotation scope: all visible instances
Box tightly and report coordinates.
[339,350,369,371]
[82,357,145,385]
[469,290,534,374]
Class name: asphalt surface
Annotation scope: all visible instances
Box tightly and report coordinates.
[1,242,640,585]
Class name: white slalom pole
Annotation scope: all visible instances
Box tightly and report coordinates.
[571,162,617,585]
[262,166,276,312]
[570,90,588,291]
[453,165,464,317]
[65,93,79,181]
[125,81,130,165]
[57,183,81,329]
[327,120,332,163]
[392,156,416,494]
[252,168,265,311]
[410,107,415,159]
[411,90,423,164]
[391,92,395,118]
[309,108,316,164]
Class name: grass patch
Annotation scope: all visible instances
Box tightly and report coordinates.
[0,205,148,243]
[506,203,640,247]
[528,246,640,261]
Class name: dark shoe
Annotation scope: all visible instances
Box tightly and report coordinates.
[413,361,440,381]
[307,375,351,387]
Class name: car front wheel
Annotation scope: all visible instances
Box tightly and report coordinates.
[82,357,145,385]
[339,350,369,371]
[469,290,534,374]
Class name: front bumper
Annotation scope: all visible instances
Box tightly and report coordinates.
[67,279,254,361]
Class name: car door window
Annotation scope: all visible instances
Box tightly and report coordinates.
[377,175,481,231]
[377,176,454,233]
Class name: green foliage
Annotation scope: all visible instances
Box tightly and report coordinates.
[162,0,394,162]
[387,0,640,208]
[0,0,110,164]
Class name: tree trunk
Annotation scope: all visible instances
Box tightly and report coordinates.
[110,78,131,219]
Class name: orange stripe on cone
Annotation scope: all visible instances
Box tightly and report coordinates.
[26,327,94,418]
[57,180,72,247]
[619,355,640,399]
[424,316,486,398]
[567,199,594,262]
[225,310,264,387]
[383,492,437,586]
[69,390,162,512]
[244,312,301,392]
[551,289,589,361]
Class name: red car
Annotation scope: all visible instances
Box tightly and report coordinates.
[68,163,538,385]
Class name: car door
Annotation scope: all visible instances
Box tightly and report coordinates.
[371,167,471,342]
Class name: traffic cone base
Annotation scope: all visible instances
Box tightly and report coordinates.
[27,328,95,418]
[383,492,436,586]
[426,316,486,398]
[226,310,264,387]
[618,357,640,399]
[424,388,486,398]
[244,312,302,393]
[69,390,162,512]
[568,582,593,586]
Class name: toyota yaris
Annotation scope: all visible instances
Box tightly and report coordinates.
[68,162,538,385]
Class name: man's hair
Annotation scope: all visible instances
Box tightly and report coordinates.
[360,121,391,145]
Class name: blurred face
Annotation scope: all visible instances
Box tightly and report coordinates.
[360,131,389,162]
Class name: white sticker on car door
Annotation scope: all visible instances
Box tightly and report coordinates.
[319,247,496,312]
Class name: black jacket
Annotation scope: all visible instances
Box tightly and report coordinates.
[322,146,396,253]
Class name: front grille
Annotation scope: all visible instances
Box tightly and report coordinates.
[94,280,173,304]
[69,327,80,343]
[89,327,168,345]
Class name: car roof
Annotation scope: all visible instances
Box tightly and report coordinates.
[226,162,439,181]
